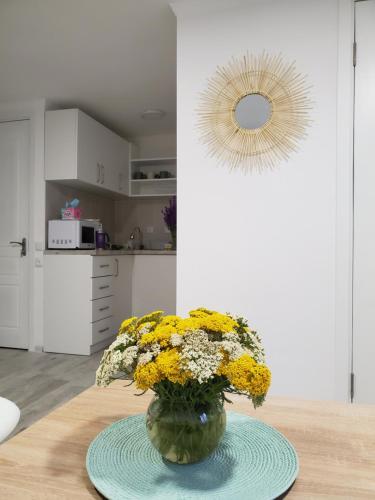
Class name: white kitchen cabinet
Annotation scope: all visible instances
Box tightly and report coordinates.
[112,254,177,330]
[44,255,126,355]
[43,253,176,354]
[132,255,176,316]
[113,255,133,332]
[45,109,130,196]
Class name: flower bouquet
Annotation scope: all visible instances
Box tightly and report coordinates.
[96,308,271,464]
[162,197,176,249]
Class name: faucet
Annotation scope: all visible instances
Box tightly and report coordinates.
[129,226,143,250]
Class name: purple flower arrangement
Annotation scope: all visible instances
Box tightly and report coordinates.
[162,197,176,233]
[162,197,176,249]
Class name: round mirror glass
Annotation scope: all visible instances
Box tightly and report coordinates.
[234,93,271,129]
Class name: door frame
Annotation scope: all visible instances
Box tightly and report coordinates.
[334,0,355,402]
[0,100,46,351]
[350,0,375,403]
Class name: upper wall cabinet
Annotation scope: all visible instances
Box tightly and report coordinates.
[45,109,130,197]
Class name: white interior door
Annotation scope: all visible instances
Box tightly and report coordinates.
[353,0,375,404]
[0,120,30,349]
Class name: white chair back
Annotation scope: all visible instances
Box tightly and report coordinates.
[0,397,20,443]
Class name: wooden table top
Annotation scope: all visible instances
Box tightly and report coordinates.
[0,381,375,499]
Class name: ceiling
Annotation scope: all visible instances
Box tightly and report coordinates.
[0,0,177,138]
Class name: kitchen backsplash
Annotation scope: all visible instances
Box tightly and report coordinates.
[114,196,173,250]
[45,182,116,238]
[45,183,173,250]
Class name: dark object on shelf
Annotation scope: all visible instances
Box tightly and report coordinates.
[159,171,170,178]
[133,171,143,179]
[110,244,124,250]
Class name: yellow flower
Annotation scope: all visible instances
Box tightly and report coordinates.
[202,313,238,333]
[177,312,238,334]
[248,364,272,396]
[175,317,201,333]
[136,310,164,328]
[216,351,230,376]
[159,315,182,327]
[189,307,216,317]
[140,324,177,347]
[134,361,161,390]
[118,316,138,335]
[155,348,189,385]
[222,354,271,397]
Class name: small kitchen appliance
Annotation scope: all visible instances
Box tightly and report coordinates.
[48,219,99,249]
[95,227,110,250]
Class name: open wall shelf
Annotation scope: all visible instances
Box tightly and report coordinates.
[129,157,176,197]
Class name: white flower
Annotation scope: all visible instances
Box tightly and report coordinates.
[138,322,154,336]
[138,351,154,366]
[179,329,223,383]
[96,348,123,386]
[170,334,183,347]
[110,332,134,350]
[222,332,238,342]
[150,343,161,355]
[95,344,138,386]
[122,345,139,370]
[220,340,244,361]
[243,331,265,363]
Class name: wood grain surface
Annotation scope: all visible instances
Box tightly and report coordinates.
[0,381,374,499]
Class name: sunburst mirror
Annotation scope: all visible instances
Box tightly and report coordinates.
[197,52,312,172]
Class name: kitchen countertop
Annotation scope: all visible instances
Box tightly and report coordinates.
[44,249,176,256]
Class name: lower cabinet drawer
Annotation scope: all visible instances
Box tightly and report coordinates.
[92,275,113,299]
[91,317,114,345]
[92,296,113,322]
[92,257,114,277]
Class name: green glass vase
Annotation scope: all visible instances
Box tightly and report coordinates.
[146,396,226,464]
[171,230,176,250]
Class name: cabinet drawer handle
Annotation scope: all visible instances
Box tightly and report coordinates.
[99,264,110,268]
[99,306,110,312]
[99,285,110,290]
[98,327,110,334]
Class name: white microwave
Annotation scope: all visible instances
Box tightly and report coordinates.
[48,220,98,249]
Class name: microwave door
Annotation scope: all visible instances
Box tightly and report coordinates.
[81,225,95,248]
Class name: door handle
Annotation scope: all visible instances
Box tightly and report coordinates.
[98,327,110,334]
[101,164,105,184]
[114,258,119,277]
[96,163,101,183]
[9,238,27,257]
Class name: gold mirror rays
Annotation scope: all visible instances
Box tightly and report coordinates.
[197,52,312,172]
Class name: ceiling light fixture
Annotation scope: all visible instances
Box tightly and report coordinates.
[141,109,165,120]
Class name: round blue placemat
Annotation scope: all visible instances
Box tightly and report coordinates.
[86,412,298,500]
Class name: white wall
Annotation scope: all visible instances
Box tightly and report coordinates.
[131,132,176,159]
[173,0,353,400]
